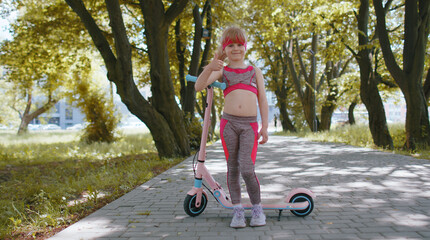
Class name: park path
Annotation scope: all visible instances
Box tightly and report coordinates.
[49,135,430,240]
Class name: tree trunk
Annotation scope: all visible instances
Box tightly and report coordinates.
[197,2,217,141]
[198,1,212,76]
[183,5,203,117]
[210,100,217,140]
[17,92,59,135]
[278,99,296,132]
[359,61,393,148]
[403,83,430,149]
[373,0,430,149]
[175,20,186,108]
[320,104,335,131]
[355,0,393,149]
[277,59,296,132]
[319,61,339,131]
[141,0,190,156]
[273,69,296,132]
[348,98,357,125]
[423,68,430,102]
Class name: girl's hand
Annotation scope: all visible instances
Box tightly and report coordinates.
[207,53,224,71]
[217,52,227,61]
[258,128,268,144]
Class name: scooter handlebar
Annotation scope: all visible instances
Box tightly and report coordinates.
[186,75,226,90]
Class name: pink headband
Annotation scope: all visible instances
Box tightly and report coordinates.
[222,37,247,50]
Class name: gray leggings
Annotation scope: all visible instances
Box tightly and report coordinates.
[220,112,261,205]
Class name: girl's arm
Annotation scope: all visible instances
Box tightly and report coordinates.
[255,67,269,144]
[195,54,224,92]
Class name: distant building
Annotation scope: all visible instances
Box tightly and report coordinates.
[384,97,406,123]
[30,100,86,129]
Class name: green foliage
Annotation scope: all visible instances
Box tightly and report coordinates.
[78,89,119,144]
[390,124,407,149]
[0,130,182,239]
[184,113,203,150]
[300,124,374,147]
[72,65,120,144]
[0,78,21,127]
[0,0,86,89]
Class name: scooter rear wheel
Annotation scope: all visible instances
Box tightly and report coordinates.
[289,193,314,217]
[184,194,208,217]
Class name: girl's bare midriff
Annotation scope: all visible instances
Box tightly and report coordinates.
[223,89,257,117]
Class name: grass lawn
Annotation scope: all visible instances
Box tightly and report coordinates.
[0,129,184,239]
[276,123,430,160]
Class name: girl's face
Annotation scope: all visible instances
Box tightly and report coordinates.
[223,42,246,62]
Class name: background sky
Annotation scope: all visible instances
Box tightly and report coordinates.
[0,10,15,42]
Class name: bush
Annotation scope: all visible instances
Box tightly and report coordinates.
[185,114,203,150]
[74,80,120,144]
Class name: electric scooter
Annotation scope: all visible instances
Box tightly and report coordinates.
[184,75,315,221]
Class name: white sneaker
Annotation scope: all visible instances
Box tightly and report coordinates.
[250,204,266,227]
[230,206,246,228]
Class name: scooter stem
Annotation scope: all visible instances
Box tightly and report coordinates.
[198,86,214,162]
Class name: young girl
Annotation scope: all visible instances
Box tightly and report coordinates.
[195,26,269,228]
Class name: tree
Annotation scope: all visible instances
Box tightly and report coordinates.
[246,0,359,132]
[374,0,430,149]
[319,57,352,131]
[320,0,395,148]
[285,33,320,132]
[357,0,393,148]
[306,1,363,131]
[0,0,83,134]
[65,0,191,157]
[317,28,354,131]
[262,40,297,132]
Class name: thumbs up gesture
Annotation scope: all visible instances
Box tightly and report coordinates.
[208,53,224,71]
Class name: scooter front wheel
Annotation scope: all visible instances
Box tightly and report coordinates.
[289,193,314,217]
[184,194,208,217]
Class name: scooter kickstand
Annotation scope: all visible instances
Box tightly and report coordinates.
[277,210,283,221]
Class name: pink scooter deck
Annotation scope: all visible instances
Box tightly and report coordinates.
[212,188,312,210]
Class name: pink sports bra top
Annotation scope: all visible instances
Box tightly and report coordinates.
[222,65,258,97]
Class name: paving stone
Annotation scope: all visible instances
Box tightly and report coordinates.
[48,136,430,240]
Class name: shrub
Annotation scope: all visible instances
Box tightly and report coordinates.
[74,80,120,144]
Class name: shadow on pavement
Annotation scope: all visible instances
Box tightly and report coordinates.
[50,136,430,240]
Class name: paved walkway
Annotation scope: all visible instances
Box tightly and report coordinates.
[49,136,430,240]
